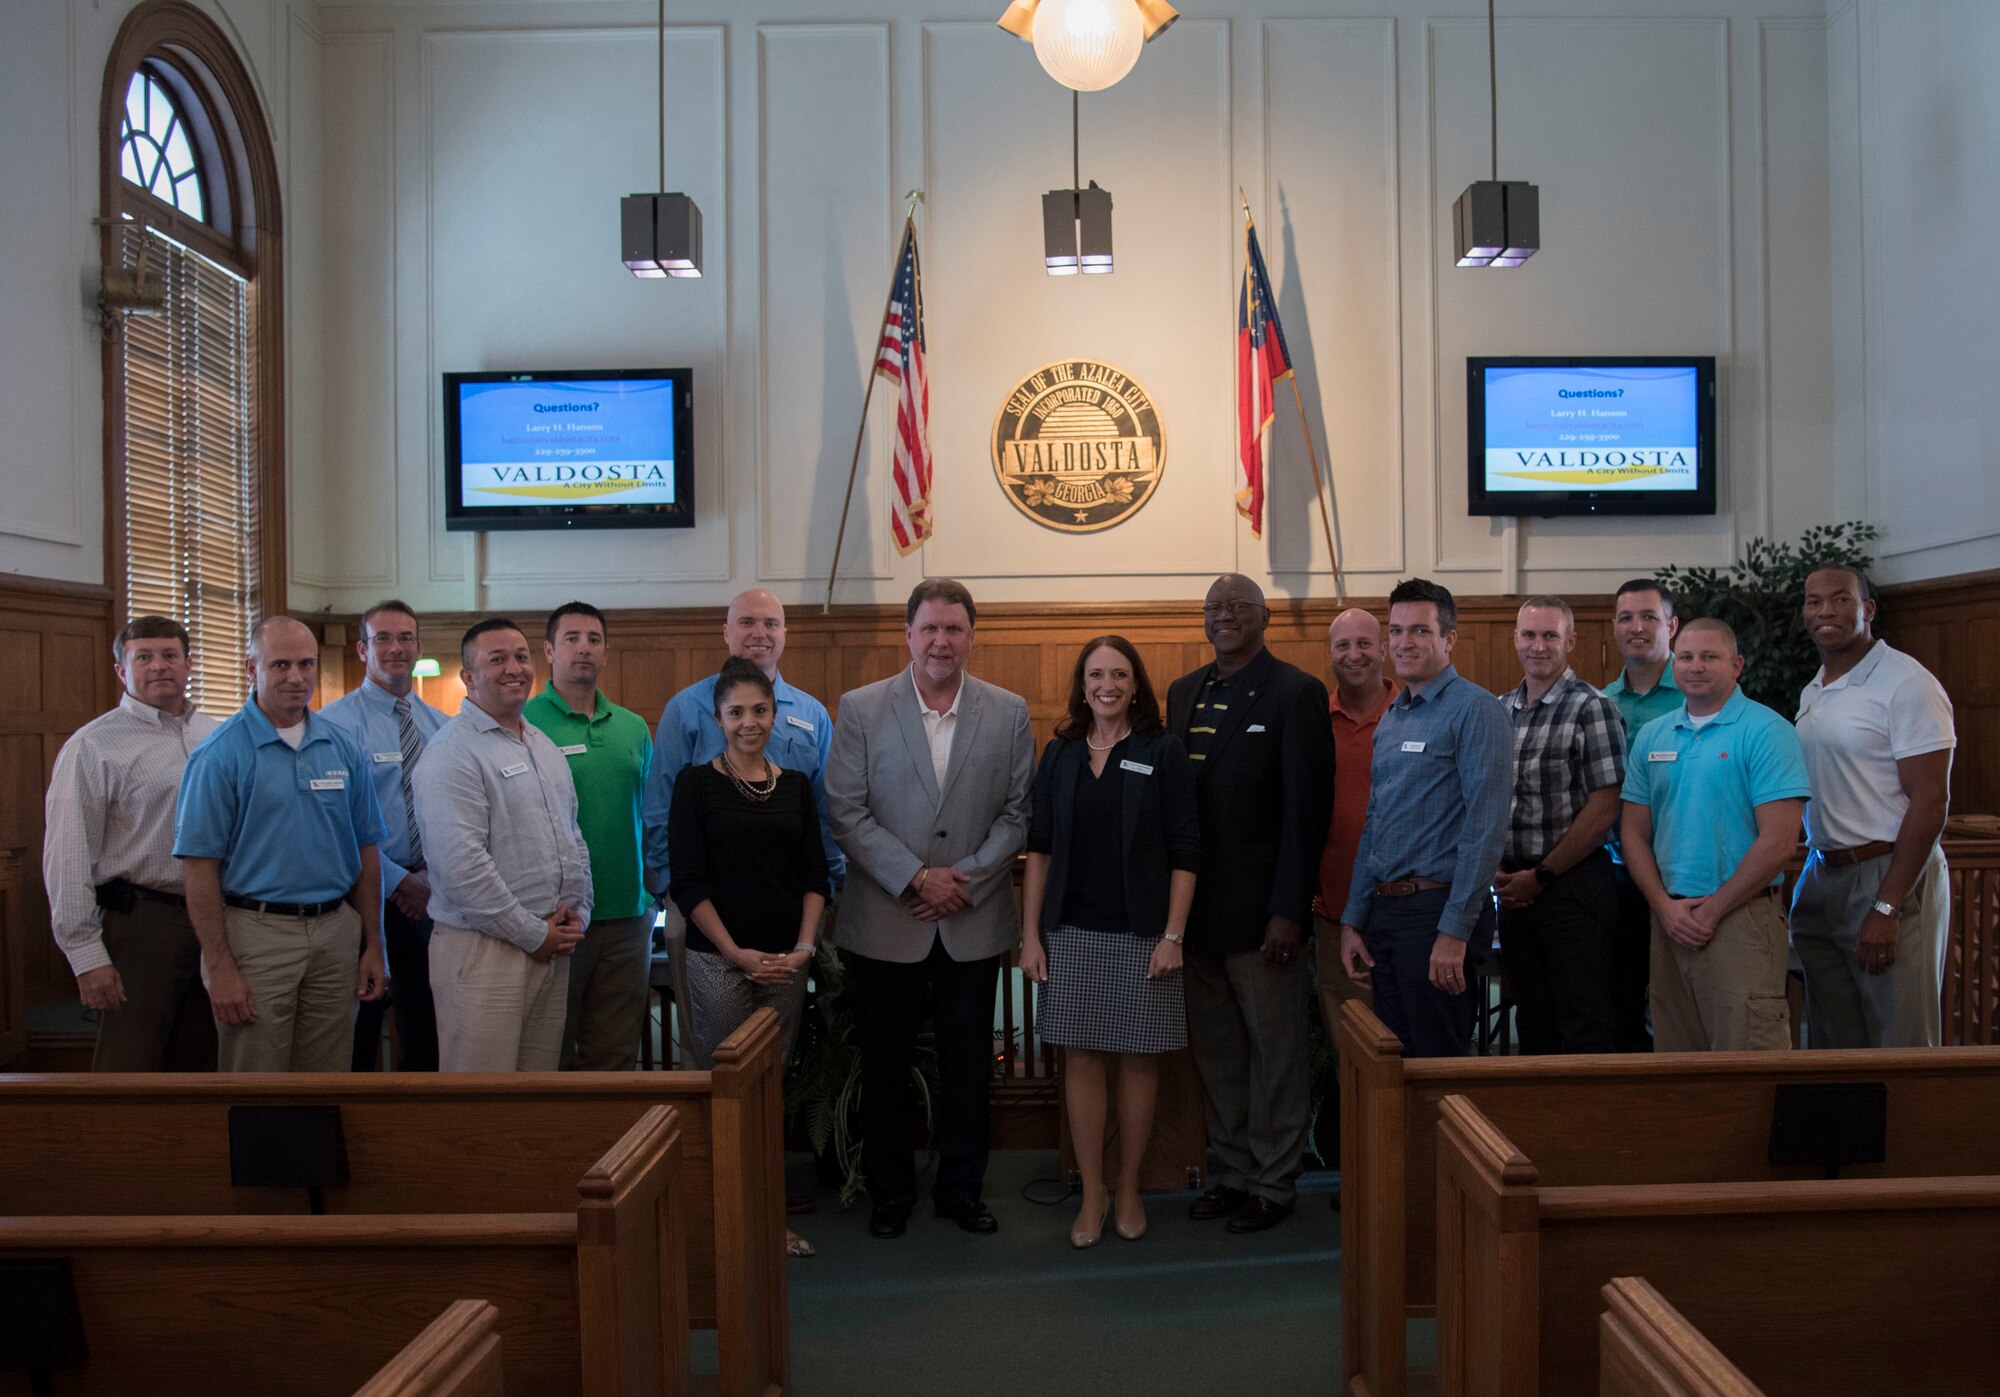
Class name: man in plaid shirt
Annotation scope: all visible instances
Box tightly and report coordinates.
[1494,597,1628,1053]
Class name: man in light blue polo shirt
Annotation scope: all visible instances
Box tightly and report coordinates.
[321,599,449,1070]
[642,589,840,1045]
[1619,617,1810,1052]
[175,616,387,1072]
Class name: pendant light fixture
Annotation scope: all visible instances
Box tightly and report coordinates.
[1044,92,1114,275]
[1452,0,1538,268]
[621,0,702,279]
[998,0,1177,93]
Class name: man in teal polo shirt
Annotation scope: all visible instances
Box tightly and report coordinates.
[174,616,387,1072]
[525,601,654,1070]
[1600,577,1683,1052]
[1619,617,1810,1052]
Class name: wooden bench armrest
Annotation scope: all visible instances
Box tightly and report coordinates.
[1599,1278,1763,1397]
[352,1300,504,1397]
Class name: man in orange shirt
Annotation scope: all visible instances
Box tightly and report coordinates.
[1313,609,1398,1036]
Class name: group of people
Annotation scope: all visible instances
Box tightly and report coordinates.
[43,562,1956,1252]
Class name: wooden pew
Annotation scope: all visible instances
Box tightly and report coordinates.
[355,1301,505,1397]
[0,1008,787,1397]
[1436,1095,2000,1397]
[1598,1279,1762,1397]
[1336,1000,2000,1397]
[0,1106,688,1397]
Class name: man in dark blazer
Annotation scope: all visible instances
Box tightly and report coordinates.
[1168,574,1335,1232]
[827,579,1035,1238]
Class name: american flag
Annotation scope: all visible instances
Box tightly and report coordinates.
[1236,217,1293,537]
[877,224,932,555]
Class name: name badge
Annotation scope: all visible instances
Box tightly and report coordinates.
[558,743,588,756]
[500,762,529,778]
[309,777,346,791]
[372,751,403,764]
[786,715,817,733]
[1119,759,1154,776]
[1401,741,1427,753]
[1648,750,1678,763]
[1246,723,1267,733]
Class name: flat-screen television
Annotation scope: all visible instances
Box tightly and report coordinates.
[1466,356,1717,517]
[443,368,694,531]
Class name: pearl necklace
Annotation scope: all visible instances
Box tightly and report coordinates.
[719,755,779,802]
[1085,725,1130,751]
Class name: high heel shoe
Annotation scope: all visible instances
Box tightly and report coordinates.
[1070,1194,1111,1249]
[1114,1195,1148,1241]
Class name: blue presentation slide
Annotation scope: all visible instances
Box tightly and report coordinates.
[457,379,677,507]
[1481,365,1699,492]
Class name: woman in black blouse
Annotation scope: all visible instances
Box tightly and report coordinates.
[1020,635,1199,1248]
[668,656,830,1255]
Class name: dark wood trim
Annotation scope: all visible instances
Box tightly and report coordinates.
[99,0,287,617]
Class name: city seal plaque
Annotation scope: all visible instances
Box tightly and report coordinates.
[991,359,1165,533]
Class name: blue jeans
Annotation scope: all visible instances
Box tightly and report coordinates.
[1363,887,1489,1058]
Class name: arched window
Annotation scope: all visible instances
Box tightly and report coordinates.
[101,3,284,712]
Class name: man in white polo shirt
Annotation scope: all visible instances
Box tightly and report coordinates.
[1791,564,1956,1048]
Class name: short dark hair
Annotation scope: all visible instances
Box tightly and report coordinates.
[711,655,776,716]
[359,599,419,639]
[1055,635,1164,742]
[113,615,190,665]
[460,617,526,668]
[906,578,977,628]
[1807,562,1874,601]
[545,601,607,644]
[1614,578,1676,617]
[1387,577,1457,632]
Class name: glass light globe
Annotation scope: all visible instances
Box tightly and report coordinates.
[1032,0,1144,92]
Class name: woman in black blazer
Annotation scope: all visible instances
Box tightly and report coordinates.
[1020,635,1199,1249]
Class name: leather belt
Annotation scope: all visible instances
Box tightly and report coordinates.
[1670,885,1782,901]
[1816,840,1895,868]
[95,879,187,910]
[1376,877,1447,897]
[223,894,347,918]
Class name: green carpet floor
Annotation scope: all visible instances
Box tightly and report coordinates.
[786,1149,1363,1396]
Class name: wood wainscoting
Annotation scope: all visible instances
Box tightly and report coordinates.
[1882,569,2000,816]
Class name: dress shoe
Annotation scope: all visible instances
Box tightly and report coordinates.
[1070,1194,1110,1249]
[935,1198,1000,1234]
[1225,1196,1294,1234]
[868,1204,910,1239]
[1187,1184,1249,1221]
[1113,1194,1148,1241]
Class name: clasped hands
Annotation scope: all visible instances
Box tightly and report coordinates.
[906,865,972,922]
[532,904,586,961]
[728,943,812,987]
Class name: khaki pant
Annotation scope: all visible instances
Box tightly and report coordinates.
[430,924,570,1072]
[1650,894,1792,1052]
[560,913,655,1071]
[1312,913,1371,1044]
[208,904,361,1073]
[1791,847,1948,1049]
[94,898,217,1071]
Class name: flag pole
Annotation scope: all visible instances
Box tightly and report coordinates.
[824,201,920,615]
[1239,190,1346,603]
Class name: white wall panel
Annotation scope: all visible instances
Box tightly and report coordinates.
[755,23,893,584]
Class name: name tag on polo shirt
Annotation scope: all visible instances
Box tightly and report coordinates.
[558,744,588,756]
[372,751,402,764]
[1119,759,1154,775]
[500,762,529,778]
[1401,741,1427,753]
[786,715,817,733]
[309,777,346,791]
[1648,750,1679,763]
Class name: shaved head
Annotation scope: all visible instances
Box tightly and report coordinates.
[1679,616,1739,655]
[1329,608,1381,643]
[725,588,788,677]
[247,614,314,660]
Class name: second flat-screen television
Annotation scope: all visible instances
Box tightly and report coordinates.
[1467,356,1717,517]
[443,368,694,531]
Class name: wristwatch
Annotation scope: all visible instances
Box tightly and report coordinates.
[1533,863,1557,888]
[1871,898,1900,918]
[1162,931,1185,945]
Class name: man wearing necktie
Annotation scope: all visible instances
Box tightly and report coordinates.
[323,600,449,1069]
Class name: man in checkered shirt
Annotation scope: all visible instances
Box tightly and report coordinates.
[1492,596,1629,1054]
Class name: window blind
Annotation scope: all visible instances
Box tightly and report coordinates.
[118,223,261,714]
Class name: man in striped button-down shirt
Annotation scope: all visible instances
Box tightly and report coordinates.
[1338,579,1513,1058]
[1493,596,1628,1055]
[44,616,220,1070]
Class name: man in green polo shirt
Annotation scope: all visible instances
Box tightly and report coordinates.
[1599,577,1682,1052]
[525,601,655,1070]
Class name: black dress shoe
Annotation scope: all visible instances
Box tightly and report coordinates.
[868,1204,910,1239]
[1187,1184,1249,1221]
[1226,1197,1294,1234]
[935,1198,1000,1234]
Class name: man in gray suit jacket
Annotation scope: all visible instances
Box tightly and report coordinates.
[827,578,1034,1238]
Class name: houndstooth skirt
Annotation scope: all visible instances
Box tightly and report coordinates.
[1037,923,1187,1054]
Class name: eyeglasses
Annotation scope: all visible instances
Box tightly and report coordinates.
[1201,601,1267,619]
